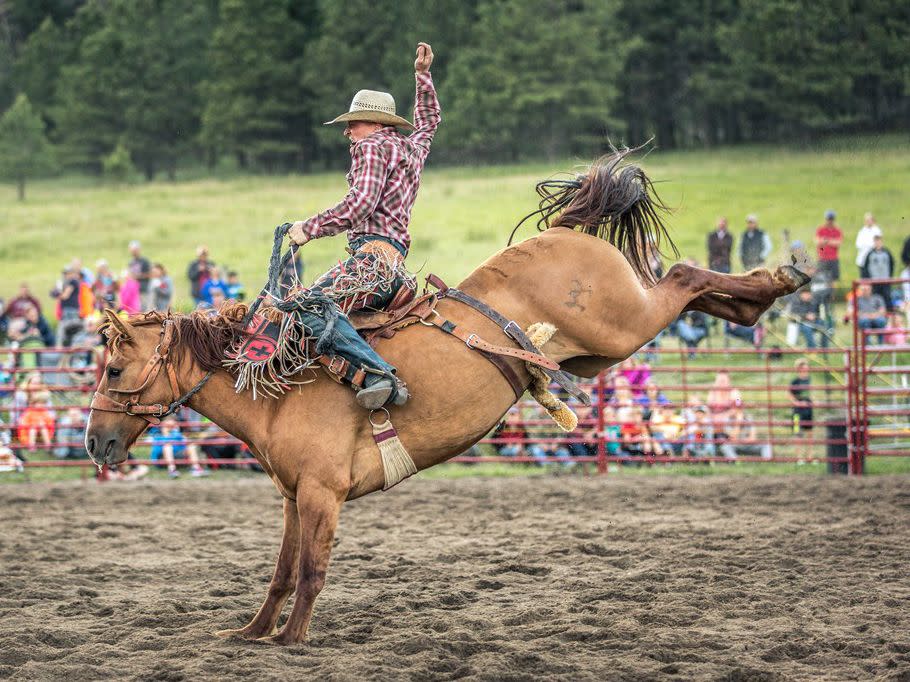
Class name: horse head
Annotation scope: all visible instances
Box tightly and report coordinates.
[85,311,185,466]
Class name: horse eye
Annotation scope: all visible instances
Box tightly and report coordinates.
[107,367,122,378]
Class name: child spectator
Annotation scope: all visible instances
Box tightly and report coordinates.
[92,260,118,311]
[601,406,624,459]
[649,405,686,456]
[187,246,215,304]
[789,359,813,461]
[118,270,142,314]
[620,405,660,457]
[200,267,227,305]
[149,263,174,311]
[685,405,716,458]
[18,391,55,453]
[619,357,651,397]
[53,407,86,459]
[635,380,670,420]
[225,271,246,301]
[149,417,207,478]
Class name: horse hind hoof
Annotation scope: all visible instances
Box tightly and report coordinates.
[214,627,271,641]
[789,246,813,278]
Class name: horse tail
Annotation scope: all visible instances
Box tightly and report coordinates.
[510,146,677,285]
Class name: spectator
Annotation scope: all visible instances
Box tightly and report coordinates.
[789,359,813,461]
[92,259,118,311]
[718,405,772,460]
[620,405,661,457]
[672,310,709,357]
[492,407,527,458]
[739,214,772,270]
[128,240,152,311]
[788,288,822,348]
[902,233,910,270]
[17,391,55,453]
[635,380,670,420]
[225,271,246,302]
[149,263,174,311]
[187,245,215,304]
[901,261,910,329]
[861,235,895,311]
[197,418,245,467]
[6,283,42,319]
[706,370,743,426]
[279,251,304,295]
[0,445,24,473]
[0,298,7,342]
[855,212,882,276]
[610,375,634,410]
[853,282,888,344]
[70,258,94,286]
[118,270,142,314]
[649,405,686,456]
[707,217,734,273]
[53,407,86,459]
[52,264,83,346]
[724,320,765,348]
[814,210,843,283]
[619,356,651,397]
[684,405,716,458]
[149,417,207,478]
[200,267,227,305]
[601,406,624,459]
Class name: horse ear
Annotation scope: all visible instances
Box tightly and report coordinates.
[103,309,133,341]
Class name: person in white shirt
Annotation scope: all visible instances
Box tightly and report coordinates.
[855,212,882,273]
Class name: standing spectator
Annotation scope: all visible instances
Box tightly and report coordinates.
[149,263,174,311]
[225,271,246,301]
[92,260,118,311]
[128,241,152,311]
[53,407,87,459]
[6,283,42,319]
[814,210,843,283]
[707,217,734,273]
[855,212,882,276]
[789,359,813,461]
[853,283,888,344]
[53,264,83,346]
[187,245,215,304]
[739,214,772,270]
[788,288,821,348]
[118,270,142,314]
[861,235,895,311]
[672,310,710,357]
[902,233,910,271]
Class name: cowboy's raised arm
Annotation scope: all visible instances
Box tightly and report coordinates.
[294,140,389,242]
[410,42,440,155]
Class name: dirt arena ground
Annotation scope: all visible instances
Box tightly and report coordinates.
[1,474,908,681]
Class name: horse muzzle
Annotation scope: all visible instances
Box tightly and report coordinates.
[85,433,130,466]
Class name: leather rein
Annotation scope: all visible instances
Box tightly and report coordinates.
[89,318,213,425]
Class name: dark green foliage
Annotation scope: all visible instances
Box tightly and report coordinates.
[0,94,56,200]
[0,0,906,177]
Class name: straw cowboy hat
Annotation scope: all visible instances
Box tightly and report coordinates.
[324,89,415,130]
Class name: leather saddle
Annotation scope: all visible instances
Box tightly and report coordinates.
[349,283,436,345]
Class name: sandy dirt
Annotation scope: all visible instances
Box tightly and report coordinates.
[0,474,908,681]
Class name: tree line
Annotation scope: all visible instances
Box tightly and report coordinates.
[0,0,907,186]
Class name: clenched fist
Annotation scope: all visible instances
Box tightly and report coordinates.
[415,42,434,74]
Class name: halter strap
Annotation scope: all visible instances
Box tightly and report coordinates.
[90,318,212,425]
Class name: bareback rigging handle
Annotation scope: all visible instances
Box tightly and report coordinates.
[243,222,299,325]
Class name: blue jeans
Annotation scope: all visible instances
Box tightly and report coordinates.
[675,321,707,348]
[797,321,817,348]
[858,317,887,344]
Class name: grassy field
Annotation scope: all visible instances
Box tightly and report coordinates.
[1,135,908,309]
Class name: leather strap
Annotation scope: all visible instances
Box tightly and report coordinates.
[428,316,558,370]
[478,350,527,401]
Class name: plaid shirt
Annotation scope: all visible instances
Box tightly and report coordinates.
[300,72,441,252]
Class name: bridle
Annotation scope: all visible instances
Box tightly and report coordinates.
[89,318,213,425]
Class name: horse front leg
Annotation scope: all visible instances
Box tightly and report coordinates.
[259,483,344,645]
[215,497,300,640]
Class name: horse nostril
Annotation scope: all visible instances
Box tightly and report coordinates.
[86,436,97,456]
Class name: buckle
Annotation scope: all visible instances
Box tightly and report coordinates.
[503,320,521,339]
[327,356,347,375]
[464,333,479,348]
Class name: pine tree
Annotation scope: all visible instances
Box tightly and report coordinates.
[0,94,56,200]
[200,0,315,172]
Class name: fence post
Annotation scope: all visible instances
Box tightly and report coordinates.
[596,370,607,474]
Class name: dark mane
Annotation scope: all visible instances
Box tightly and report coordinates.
[101,304,253,372]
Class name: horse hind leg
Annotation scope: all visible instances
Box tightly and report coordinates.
[685,292,769,327]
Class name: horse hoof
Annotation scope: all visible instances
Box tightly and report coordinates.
[214,627,268,641]
[255,634,298,646]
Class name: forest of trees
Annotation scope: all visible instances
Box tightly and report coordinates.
[0,0,907,180]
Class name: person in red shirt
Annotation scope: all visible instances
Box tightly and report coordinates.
[815,210,843,283]
[287,43,440,409]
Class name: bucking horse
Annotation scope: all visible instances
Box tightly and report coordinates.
[85,150,809,644]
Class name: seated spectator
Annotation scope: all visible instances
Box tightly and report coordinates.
[17,391,55,453]
[671,310,709,357]
[149,417,207,478]
[724,319,765,348]
[53,407,87,459]
[12,372,48,423]
[787,288,821,348]
[635,380,670,420]
[492,406,527,458]
[620,405,661,457]
[619,357,651,398]
[853,283,888,344]
[197,417,244,468]
[225,271,246,301]
[601,406,624,459]
[557,403,598,461]
[706,370,743,427]
[0,445,24,473]
[649,405,686,456]
[149,263,174,311]
[718,406,772,460]
[6,313,47,370]
[684,405,716,458]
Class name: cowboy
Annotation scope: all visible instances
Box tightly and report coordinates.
[288,42,440,409]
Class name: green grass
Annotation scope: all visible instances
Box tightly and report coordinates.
[1,134,908,312]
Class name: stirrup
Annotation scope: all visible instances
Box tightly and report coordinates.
[356,368,408,409]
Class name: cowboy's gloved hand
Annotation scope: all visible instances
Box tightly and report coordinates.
[289,221,309,246]
[415,42,433,73]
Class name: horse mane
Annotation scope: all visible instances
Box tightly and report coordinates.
[101,304,254,372]
[510,146,678,285]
